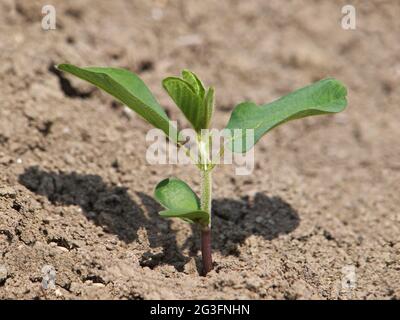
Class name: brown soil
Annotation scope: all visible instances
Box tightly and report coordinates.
[1,0,399,299]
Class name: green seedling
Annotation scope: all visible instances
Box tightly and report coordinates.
[57,64,347,275]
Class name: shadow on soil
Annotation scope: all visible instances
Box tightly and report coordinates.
[19,166,300,273]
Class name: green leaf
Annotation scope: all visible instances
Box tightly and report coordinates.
[158,209,209,225]
[162,77,204,132]
[182,69,205,98]
[154,177,209,225]
[162,70,213,132]
[57,64,179,142]
[226,78,347,153]
[203,87,215,129]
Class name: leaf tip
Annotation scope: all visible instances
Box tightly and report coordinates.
[55,63,65,71]
[181,69,191,77]
[56,63,74,73]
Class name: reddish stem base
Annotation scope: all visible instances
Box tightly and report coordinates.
[201,228,213,275]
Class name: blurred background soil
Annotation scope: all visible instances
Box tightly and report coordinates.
[0,0,399,299]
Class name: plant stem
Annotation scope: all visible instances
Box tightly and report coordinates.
[200,169,212,275]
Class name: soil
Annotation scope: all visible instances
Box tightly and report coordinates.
[1,0,399,299]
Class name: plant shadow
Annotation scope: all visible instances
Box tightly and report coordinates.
[182,193,300,273]
[19,166,300,273]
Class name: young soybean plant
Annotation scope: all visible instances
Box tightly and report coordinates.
[57,64,347,275]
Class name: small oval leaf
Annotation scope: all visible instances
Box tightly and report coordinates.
[154,177,200,211]
[154,177,209,225]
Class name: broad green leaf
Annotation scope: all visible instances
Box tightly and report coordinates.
[57,64,179,142]
[226,78,347,153]
[154,177,209,225]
